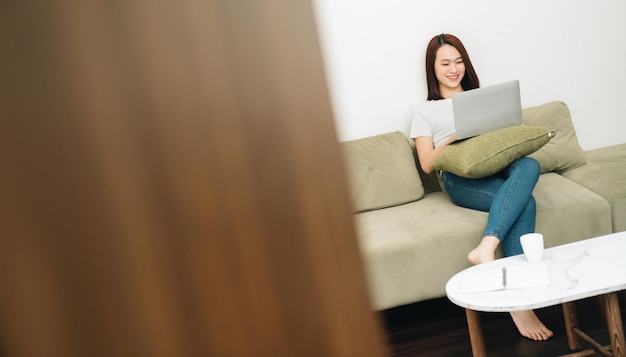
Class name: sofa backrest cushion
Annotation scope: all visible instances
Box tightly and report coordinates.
[341,131,425,212]
[523,101,587,173]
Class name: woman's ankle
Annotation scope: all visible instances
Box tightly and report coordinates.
[467,236,500,265]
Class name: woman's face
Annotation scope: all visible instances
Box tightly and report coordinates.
[434,44,465,98]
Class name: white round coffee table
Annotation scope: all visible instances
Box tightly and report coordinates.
[446,232,626,357]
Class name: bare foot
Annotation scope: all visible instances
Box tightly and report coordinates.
[467,236,500,265]
[510,310,554,341]
[468,236,553,341]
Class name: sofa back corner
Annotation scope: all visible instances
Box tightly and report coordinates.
[341,131,431,212]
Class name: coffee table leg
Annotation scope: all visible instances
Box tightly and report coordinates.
[465,309,487,357]
[562,301,583,351]
[600,292,625,357]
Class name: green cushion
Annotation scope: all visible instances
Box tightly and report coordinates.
[523,101,586,173]
[341,131,424,212]
[432,126,555,178]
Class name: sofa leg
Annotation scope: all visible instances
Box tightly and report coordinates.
[466,308,487,357]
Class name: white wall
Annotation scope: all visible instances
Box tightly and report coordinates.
[313,0,626,150]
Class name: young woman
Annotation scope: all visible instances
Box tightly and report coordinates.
[411,33,554,341]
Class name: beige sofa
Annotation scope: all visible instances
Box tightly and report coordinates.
[341,101,626,311]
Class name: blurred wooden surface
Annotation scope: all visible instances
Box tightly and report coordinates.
[0,1,386,356]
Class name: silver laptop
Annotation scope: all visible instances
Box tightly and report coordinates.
[452,80,523,140]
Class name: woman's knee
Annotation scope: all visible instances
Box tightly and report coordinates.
[514,157,541,177]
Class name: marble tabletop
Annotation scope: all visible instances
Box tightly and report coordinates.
[446,231,626,312]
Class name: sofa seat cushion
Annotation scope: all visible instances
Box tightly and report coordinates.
[354,192,487,310]
[561,143,626,232]
[342,131,424,212]
[355,173,612,311]
[532,173,613,245]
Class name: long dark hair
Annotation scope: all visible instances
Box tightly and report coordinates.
[425,34,480,100]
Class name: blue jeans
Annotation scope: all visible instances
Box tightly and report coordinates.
[441,157,541,257]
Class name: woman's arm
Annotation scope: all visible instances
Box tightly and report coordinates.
[414,134,456,174]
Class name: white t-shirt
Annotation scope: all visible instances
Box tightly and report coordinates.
[410,99,455,149]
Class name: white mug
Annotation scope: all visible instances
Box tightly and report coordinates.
[520,233,544,263]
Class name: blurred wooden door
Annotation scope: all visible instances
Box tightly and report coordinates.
[0,1,387,356]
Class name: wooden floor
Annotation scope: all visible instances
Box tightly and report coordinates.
[381,290,626,357]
